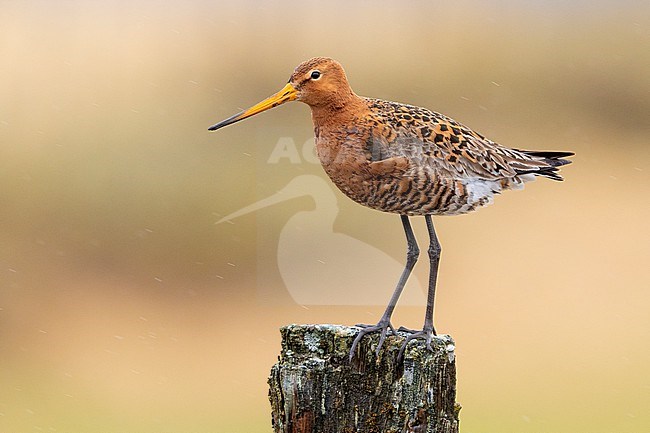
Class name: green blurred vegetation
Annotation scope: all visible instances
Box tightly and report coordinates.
[1,1,649,432]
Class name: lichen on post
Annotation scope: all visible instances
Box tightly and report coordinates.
[268,324,460,433]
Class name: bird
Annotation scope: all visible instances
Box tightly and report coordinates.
[216,175,425,306]
[208,57,573,361]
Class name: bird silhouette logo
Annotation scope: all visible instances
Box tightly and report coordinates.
[217,174,425,306]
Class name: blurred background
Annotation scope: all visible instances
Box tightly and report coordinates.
[1,1,649,432]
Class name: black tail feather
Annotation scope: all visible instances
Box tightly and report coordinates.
[521,150,575,159]
[516,166,564,181]
[521,150,574,167]
[514,150,574,181]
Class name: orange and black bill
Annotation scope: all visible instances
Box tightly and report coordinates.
[208,83,297,131]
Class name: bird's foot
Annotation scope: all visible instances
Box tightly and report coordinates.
[397,325,437,363]
[349,320,396,361]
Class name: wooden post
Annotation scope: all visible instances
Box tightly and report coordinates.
[268,324,460,433]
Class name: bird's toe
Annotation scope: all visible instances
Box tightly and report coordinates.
[349,320,397,360]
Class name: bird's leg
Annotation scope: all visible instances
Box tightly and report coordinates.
[349,215,419,360]
[398,215,440,362]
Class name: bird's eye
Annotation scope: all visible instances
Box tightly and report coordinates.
[310,70,321,80]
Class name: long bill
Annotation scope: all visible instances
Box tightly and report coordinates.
[208,82,297,131]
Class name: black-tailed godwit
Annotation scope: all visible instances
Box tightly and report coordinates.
[208,57,573,361]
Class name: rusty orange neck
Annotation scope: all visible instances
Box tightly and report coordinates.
[309,93,368,129]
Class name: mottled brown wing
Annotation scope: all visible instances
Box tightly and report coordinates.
[366,98,552,181]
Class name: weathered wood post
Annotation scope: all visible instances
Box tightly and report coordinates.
[268,324,460,433]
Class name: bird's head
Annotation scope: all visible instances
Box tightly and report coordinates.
[208,57,354,131]
[289,57,353,107]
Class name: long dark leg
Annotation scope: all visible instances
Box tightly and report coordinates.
[398,214,440,361]
[349,215,419,360]
[423,214,440,335]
